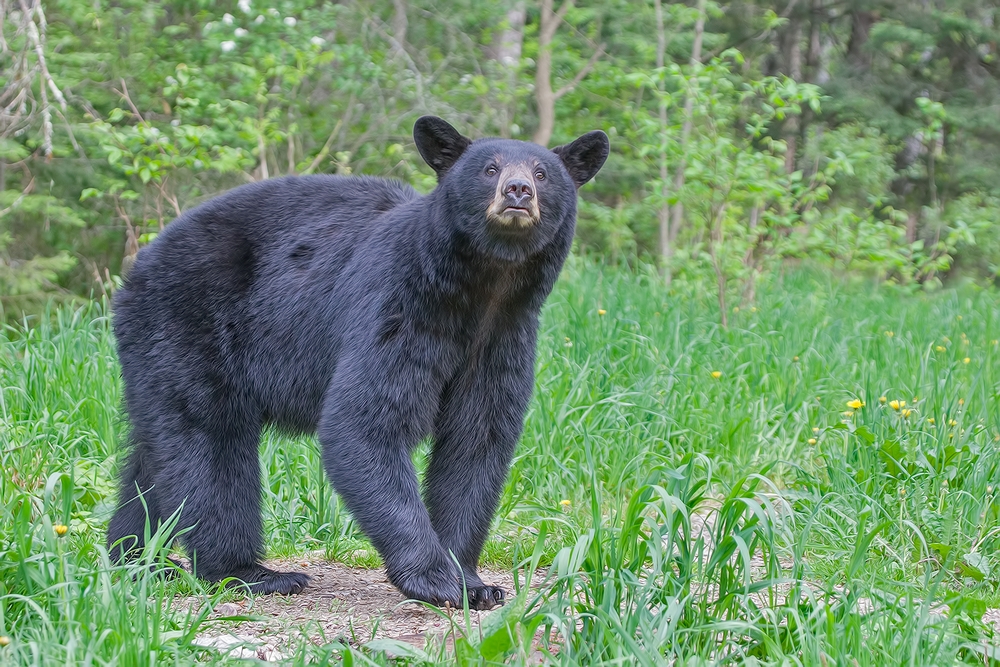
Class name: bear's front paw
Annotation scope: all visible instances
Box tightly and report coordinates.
[389,561,464,607]
[466,584,506,610]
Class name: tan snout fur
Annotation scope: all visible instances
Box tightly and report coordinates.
[487,164,541,228]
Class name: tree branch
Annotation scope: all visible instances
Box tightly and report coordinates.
[554,43,605,100]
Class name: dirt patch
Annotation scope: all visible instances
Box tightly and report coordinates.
[186,555,519,660]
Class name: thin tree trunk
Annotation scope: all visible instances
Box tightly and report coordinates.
[533,0,564,146]
[533,0,603,146]
[497,2,526,138]
[391,0,408,57]
[668,0,706,250]
[846,10,876,70]
[533,0,570,146]
[783,16,802,173]
[655,0,672,281]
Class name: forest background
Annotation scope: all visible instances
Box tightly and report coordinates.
[3,0,1000,316]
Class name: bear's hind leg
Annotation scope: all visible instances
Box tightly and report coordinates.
[153,421,309,595]
[107,438,161,563]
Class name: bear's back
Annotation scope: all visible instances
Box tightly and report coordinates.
[115,175,416,316]
[113,175,419,405]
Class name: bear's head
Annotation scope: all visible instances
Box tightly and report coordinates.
[413,116,609,262]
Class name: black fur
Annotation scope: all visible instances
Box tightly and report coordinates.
[107,117,609,608]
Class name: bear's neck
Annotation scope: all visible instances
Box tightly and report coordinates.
[406,191,569,322]
[414,193,524,294]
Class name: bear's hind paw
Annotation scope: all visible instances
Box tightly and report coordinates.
[226,565,311,595]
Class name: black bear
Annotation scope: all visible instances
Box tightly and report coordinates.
[107,116,609,610]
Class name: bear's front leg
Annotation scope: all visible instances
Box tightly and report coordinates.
[317,335,466,608]
[425,325,537,610]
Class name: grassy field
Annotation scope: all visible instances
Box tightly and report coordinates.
[3,259,1000,665]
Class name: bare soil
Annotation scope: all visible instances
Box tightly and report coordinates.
[187,555,518,661]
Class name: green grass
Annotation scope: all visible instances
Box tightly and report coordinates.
[3,259,1000,664]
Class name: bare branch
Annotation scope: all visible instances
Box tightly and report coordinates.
[0,175,35,218]
[554,43,605,100]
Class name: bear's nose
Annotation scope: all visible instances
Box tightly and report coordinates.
[503,178,533,207]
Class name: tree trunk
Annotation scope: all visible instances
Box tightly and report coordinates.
[497,3,526,66]
[496,2,526,138]
[668,0,706,249]
[655,0,671,281]
[782,16,802,173]
[533,0,566,146]
[391,0,408,57]
[532,0,602,146]
[846,10,876,70]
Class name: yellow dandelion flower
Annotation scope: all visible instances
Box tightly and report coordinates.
[793,356,799,362]
[812,427,820,434]
[54,524,68,536]
[879,396,887,404]
[958,398,965,406]
[0,636,9,647]
[847,399,864,410]
[899,487,906,496]
[598,309,606,316]
[711,371,722,379]
[901,409,912,418]
[964,357,971,364]
[949,419,958,427]
[808,438,817,445]
[885,330,894,338]
[889,400,905,410]
[927,418,935,425]
[750,306,758,313]
[559,499,571,507]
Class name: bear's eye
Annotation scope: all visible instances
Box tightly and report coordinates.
[534,170,546,181]
[486,165,499,176]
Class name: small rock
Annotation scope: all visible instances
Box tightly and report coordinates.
[214,603,240,617]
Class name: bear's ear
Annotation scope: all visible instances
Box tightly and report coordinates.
[413,116,472,178]
[551,130,610,189]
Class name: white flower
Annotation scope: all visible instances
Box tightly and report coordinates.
[255,14,264,24]
[234,27,247,37]
[221,40,236,52]
[170,118,181,127]
[237,0,251,14]
[283,16,296,26]
[202,21,215,34]
[222,13,234,24]
[267,8,279,17]
[310,36,325,46]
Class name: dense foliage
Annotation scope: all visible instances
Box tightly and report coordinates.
[3,0,1000,316]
